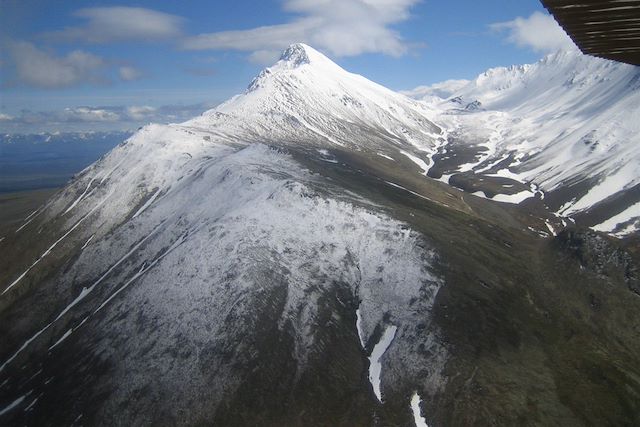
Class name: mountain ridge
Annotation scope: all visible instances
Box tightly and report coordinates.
[405,49,640,236]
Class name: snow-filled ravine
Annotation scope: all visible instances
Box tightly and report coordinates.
[411,392,429,427]
[404,49,640,236]
[368,325,397,402]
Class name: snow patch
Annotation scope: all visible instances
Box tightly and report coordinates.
[544,220,557,236]
[592,202,640,236]
[411,392,429,427]
[81,235,95,250]
[376,152,395,161]
[132,188,162,219]
[48,328,72,351]
[368,325,397,402]
[356,308,365,348]
[401,151,431,176]
[0,392,29,416]
[64,178,95,214]
[472,189,535,204]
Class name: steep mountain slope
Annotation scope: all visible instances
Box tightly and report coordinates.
[1,44,639,426]
[0,45,455,426]
[406,50,640,236]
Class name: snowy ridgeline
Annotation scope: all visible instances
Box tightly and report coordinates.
[3,44,638,243]
[404,50,640,236]
[184,44,639,236]
[2,130,446,422]
[38,43,635,239]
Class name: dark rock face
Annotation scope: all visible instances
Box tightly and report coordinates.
[555,229,640,296]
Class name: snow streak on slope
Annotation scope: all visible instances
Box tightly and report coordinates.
[408,50,640,235]
[592,202,640,237]
[368,325,397,402]
[411,392,429,427]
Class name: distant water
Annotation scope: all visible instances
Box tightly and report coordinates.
[0,131,130,193]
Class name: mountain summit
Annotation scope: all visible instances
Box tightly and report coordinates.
[188,42,444,157]
[1,45,639,426]
[279,43,316,66]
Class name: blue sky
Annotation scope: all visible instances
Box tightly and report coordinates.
[0,0,574,133]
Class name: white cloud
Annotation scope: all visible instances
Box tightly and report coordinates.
[8,41,107,88]
[61,107,120,122]
[0,107,129,133]
[183,0,420,61]
[1,104,211,133]
[490,12,576,53]
[46,7,184,43]
[119,66,142,81]
[126,105,156,120]
[401,79,470,100]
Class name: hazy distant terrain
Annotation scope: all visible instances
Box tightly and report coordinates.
[0,132,130,193]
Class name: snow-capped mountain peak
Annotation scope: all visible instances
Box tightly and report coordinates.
[188,43,443,153]
[278,43,326,68]
[245,43,345,92]
[280,43,312,66]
